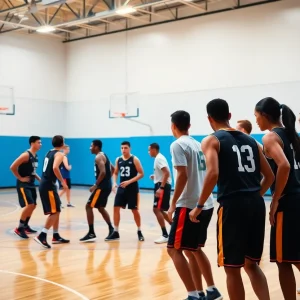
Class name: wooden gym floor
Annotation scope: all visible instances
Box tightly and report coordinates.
[0,187,299,300]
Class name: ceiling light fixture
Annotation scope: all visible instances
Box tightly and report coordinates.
[36,25,55,33]
[116,6,136,15]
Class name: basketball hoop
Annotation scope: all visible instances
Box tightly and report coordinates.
[113,112,127,118]
[0,107,8,111]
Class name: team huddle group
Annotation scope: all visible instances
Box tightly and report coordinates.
[9,97,300,300]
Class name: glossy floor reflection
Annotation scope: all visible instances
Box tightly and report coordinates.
[0,187,299,299]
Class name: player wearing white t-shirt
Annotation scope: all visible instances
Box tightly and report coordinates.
[149,143,172,244]
[167,110,222,300]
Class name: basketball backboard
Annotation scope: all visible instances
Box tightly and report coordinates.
[109,92,139,119]
[0,86,15,115]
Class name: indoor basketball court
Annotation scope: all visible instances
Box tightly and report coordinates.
[0,0,300,299]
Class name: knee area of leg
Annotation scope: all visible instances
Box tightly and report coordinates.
[244,262,257,272]
[183,250,194,259]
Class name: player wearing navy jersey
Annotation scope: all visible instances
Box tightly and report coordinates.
[80,140,115,243]
[34,135,70,249]
[105,141,145,242]
[58,145,74,207]
[190,99,274,300]
[10,136,42,239]
[255,97,300,300]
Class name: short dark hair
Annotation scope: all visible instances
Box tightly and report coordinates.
[121,141,131,147]
[237,120,252,134]
[171,110,190,131]
[52,135,64,148]
[29,136,40,145]
[207,99,230,122]
[92,139,102,151]
[150,143,160,151]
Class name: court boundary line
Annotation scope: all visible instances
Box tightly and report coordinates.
[0,269,89,300]
[0,201,20,216]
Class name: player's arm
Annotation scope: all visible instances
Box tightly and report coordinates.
[113,158,119,186]
[94,154,106,186]
[156,158,170,188]
[53,152,67,187]
[263,133,290,202]
[10,152,30,182]
[110,163,115,177]
[257,142,275,196]
[63,156,72,171]
[129,157,144,183]
[35,174,41,182]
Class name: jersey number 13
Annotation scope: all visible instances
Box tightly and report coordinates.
[232,145,256,172]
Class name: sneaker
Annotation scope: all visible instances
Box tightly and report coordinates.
[34,234,51,249]
[199,292,206,300]
[138,230,144,242]
[24,226,37,234]
[105,227,114,240]
[67,203,75,207]
[184,296,200,300]
[80,233,97,243]
[154,236,168,244]
[52,235,70,244]
[14,227,29,239]
[206,288,222,300]
[105,231,120,241]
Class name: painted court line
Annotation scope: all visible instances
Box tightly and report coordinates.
[0,201,20,216]
[0,270,90,300]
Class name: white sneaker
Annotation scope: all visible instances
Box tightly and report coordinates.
[154,236,168,244]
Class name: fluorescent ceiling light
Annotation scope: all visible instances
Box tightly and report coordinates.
[36,25,55,33]
[116,6,136,15]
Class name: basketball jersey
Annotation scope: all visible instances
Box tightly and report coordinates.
[212,130,261,201]
[41,150,59,187]
[117,156,138,189]
[60,156,70,179]
[95,153,112,189]
[17,151,38,188]
[170,135,214,210]
[265,127,300,195]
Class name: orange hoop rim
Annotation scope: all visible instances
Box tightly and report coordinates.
[0,107,9,111]
[113,112,127,118]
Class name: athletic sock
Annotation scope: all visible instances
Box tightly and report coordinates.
[89,224,95,234]
[161,227,168,237]
[41,228,48,234]
[18,219,25,229]
[24,217,31,228]
[188,291,199,298]
[206,285,216,292]
[107,223,114,230]
[114,227,119,232]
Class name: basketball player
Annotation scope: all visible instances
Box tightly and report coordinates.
[10,136,41,239]
[58,145,74,207]
[189,99,274,300]
[80,139,114,242]
[167,110,222,300]
[236,119,263,148]
[34,135,70,249]
[148,143,172,244]
[255,97,300,300]
[105,141,145,242]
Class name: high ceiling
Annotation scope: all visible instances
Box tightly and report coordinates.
[0,0,281,42]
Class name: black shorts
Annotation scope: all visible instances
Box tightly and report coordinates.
[17,187,37,207]
[59,178,71,189]
[167,207,213,251]
[217,192,265,268]
[270,193,300,263]
[153,182,171,211]
[87,188,112,208]
[114,187,139,210]
[39,187,61,215]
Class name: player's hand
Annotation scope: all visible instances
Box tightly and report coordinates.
[89,185,97,193]
[155,188,163,198]
[120,180,131,188]
[269,200,279,226]
[167,204,176,222]
[69,165,72,171]
[189,207,202,223]
[20,176,31,183]
[150,175,154,180]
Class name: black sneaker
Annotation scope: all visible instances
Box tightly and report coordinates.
[67,203,75,207]
[14,227,29,239]
[34,234,51,249]
[105,227,114,240]
[105,231,120,241]
[80,233,97,243]
[24,226,37,234]
[199,291,206,300]
[138,230,144,241]
[52,235,70,244]
[206,288,222,300]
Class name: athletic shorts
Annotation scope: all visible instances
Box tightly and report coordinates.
[114,186,139,210]
[270,193,300,263]
[17,187,37,207]
[167,207,214,251]
[59,178,71,189]
[87,187,112,208]
[217,192,265,268]
[153,182,171,211]
[39,186,61,215]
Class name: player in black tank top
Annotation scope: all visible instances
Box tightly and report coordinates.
[255,97,300,300]
[80,140,115,243]
[105,141,145,242]
[190,99,274,300]
[10,136,42,239]
[35,135,70,249]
